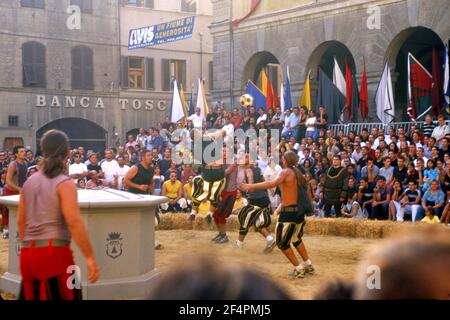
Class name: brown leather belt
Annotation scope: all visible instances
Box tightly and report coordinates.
[21,239,70,248]
[281,206,298,213]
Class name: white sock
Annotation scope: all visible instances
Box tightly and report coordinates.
[207,211,213,217]
[236,240,243,246]
[191,209,197,215]
[303,259,312,266]
[295,264,304,271]
[266,235,274,242]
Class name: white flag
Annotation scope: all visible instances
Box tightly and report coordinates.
[333,57,346,96]
[196,78,209,118]
[280,83,285,112]
[444,45,449,107]
[170,80,185,124]
[375,63,395,124]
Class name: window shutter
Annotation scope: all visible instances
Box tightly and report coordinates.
[121,56,129,88]
[146,58,154,90]
[84,47,94,90]
[162,59,170,91]
[209,61,213,91]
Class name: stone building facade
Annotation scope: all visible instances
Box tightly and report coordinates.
[210,0,450,122]
[0,0,213,151]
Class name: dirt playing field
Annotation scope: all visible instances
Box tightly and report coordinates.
[0,230,378,300]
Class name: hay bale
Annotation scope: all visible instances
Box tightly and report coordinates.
[156,213,446,239]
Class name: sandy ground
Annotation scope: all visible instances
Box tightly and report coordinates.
[0,231,377,300]
[154,230,376,300]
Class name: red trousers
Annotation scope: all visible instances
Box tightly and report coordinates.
[213,190,237,225]
[2,188,19,227]
[19,242,82,300]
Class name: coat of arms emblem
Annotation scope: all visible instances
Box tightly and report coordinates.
[106,232,123,259]
[15,231,20,256]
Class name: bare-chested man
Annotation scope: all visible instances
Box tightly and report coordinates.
[240,150,315,278]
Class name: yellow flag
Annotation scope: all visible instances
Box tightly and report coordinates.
[300,70,311,111]
[261,69,268,96]
[179,84,188,117]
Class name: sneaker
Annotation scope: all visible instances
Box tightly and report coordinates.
[288,268,305,278]
[304,264,315,275]
[2,229,8,240]
[233,240,243,249]
[263,238,276,254]
[205,214,212,224]
[154,240,163,250]
[215,234,229,244]
[211,233,222,242]
[188,213,196,221]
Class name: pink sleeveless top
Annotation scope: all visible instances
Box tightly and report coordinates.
[22,171,72,242]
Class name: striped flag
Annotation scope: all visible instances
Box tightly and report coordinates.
[375,63,395,124]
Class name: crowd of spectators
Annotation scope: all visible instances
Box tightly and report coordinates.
[1,106,450,240]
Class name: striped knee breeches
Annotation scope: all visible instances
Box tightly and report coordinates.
[191,175,226,209]
[275,220,306,251]
[237,204,272,236]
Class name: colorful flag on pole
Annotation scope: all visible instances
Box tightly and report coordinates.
[317,68,345,124]
[444,45,450,113]
[196,78,209,118]
[300,70,312,111]
[179,84,188,117]
[189,83,195,116]
[375,63,395,124]
[431,47,444,116]
[261,69,268,97]
[266,77,275,110]
[246,80,266,110]
[408,53,433,121]
[280,83,285,112]
[284,66,293,109]
[333,57,346,96]
[345,61,353,118]
[169,80,185,124]
[360,60,369,119]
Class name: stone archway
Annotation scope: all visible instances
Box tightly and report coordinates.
[242,51,280,95]
[305,41,356,82]
[304,41,357,120]
[36,118,107,153]
[384,26,445,121]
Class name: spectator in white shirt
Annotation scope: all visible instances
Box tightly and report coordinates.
[187,108,206,128]
[431,115,450,145]
[136,128,148,149]
[116,155,131,190]
[414,147,429,169]
[305,110,317,140]
[282,109,292,138]
[101,149,120,187]
[412,132,423,149]
[69,152,88,184]
[256,107,267,126]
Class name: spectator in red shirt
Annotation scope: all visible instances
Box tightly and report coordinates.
[230,107,243,129]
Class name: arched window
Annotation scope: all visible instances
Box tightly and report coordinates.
[22,41,46,88]
[72,46,94,90]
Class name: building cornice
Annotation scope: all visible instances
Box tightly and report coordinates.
[210,0,405,36]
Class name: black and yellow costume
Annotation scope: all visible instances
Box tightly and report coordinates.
[323,166,348,217]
